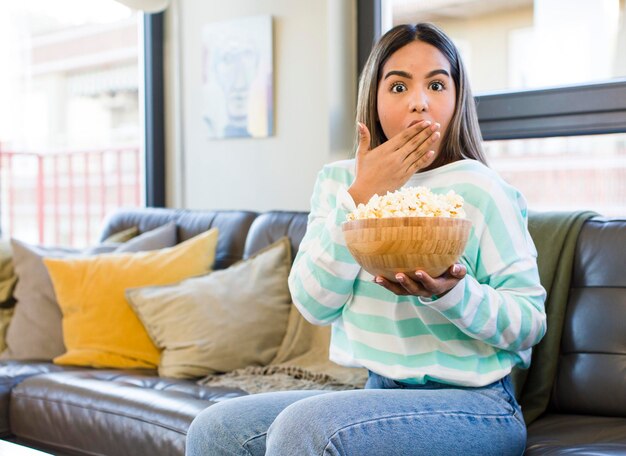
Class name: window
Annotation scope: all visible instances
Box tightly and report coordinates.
[385,0,626,92]
[484,133,626,216]
[0,0,144,246]
[360,0,626,216]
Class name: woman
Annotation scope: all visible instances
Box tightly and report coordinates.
[186,22,546,456]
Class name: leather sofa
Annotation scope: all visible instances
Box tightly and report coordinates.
[0,208,624,455]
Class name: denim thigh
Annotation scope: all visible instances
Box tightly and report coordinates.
[265,374,526,456]
[185,390,329,456]
[186,376,526,456]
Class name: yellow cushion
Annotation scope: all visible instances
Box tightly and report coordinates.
[44,229,219,369]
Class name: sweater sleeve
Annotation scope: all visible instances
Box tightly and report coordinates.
[288,163,362,326]
[421,179,547,354]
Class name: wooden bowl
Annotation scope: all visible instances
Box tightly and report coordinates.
[342,217,471,282]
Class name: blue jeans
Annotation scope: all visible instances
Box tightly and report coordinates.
[186,373,526,455]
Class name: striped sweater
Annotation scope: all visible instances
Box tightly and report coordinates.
[288,159,547,387]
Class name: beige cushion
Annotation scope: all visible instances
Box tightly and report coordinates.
[1,222,178,361]
[102,226,139,244]
[126,237,293,379]
[0,308,14,353]
[0,240,17,307]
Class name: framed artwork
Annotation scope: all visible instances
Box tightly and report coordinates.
[202,15,273,139]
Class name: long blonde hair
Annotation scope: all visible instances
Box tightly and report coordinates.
[355,23,487,168]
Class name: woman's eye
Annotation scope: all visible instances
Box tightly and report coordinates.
[390,82,407,93]
[430,81,445,91]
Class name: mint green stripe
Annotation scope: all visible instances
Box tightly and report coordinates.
[333,325,511,373]
[304,220,324,239]
[516,300,534,347]
[439,279,476,323]
[290,272,344,323]
[487,268,538,289]
[331,324,352,352]
[309,164,353,213]
[305,222,356,264]
[327,193,336,210]
[352,279,441,307]
[466,293,504,336]
[329,241,358,264]
[344,308,473,342]
[325,165,354,185]
[352,279,398,301]
[485,299,534,350]
[305,256,355,295]
[432,183,520,270]
[352,279,429,305]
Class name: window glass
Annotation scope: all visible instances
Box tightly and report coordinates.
[0,0,143,246]
[485,133,626,216]
[386,0,626,216]
[387,0,626,94]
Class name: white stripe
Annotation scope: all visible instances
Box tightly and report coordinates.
[291,296,333,326]
[342,320,494,358]
[304,236,360,280]
[496,292,523,348]
[458,284,500,341]
[347,293,452,325]
[518,301,547,350]
[296,262,352,311]
[347,357,514,387]
[329,343,364,368]
[515,347,532,367]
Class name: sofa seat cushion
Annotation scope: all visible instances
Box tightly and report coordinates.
[9,370,248,456]
[0,361,80,438]
[526,413,626,455]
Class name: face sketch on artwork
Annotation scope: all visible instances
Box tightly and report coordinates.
[214,37,259,137]
[202,15,273,139]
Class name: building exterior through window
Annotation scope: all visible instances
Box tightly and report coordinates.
[0,0,143,247]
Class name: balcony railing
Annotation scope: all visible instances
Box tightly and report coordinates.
[0,145,142,247]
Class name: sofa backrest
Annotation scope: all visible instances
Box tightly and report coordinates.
[243,211,309,261]
[99,207,258,270]
[551,217,626,417]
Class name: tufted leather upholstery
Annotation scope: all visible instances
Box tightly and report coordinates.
[10,370,246,456]
[2,209,624,455]
[525,218,626,454]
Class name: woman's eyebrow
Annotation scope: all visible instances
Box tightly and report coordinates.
[383,69,450,80]
[383,70,412,80]
[426,69,450,78]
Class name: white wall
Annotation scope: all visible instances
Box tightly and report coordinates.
[164,0,357,211]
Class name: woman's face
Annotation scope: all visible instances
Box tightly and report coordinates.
[376,40,456,156]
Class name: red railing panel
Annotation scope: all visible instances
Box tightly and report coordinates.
[0,146,142,247]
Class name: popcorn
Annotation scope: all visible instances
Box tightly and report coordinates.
[346,186,465,220]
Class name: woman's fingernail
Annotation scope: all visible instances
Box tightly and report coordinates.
[452,265,459,274]
[415,272,423,279]
[375,276,383,283]
[395,274,404,282]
